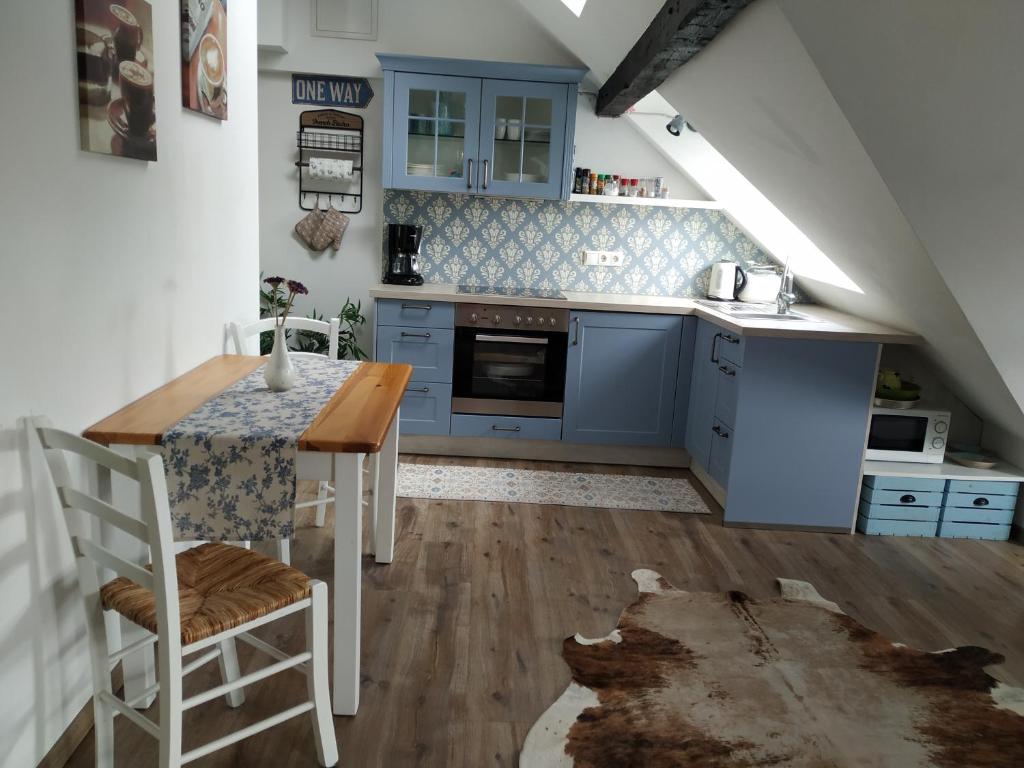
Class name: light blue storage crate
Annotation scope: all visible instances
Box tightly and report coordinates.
[856,515,939,537]
[862,475,946,493]
[940,506,1015,526]
[937,520,1011,541]
[858,500,940,522]
[946,479,1020,496]
[861,487,944,507]
[944,491,1017,511]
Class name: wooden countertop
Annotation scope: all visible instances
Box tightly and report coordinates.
[84,355,412,454]
[300,361,412,453]
[369,283,920,345]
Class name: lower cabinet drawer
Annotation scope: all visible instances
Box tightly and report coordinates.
[857,516,939,537]
[399,381,452,436]
[858,500,940,522]
[450,414,562,441]
[376,326,454,383]
[861,487,944,507]
[937,520,1011,541]
[940,506,1015,526]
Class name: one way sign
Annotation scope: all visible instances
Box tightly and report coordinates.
[291,74,374,109]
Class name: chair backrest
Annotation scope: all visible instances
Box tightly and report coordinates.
[25,417,183,656]
[229,317,340,360]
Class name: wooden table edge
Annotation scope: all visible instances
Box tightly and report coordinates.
[82,355,265,446]
[299,362,413,454]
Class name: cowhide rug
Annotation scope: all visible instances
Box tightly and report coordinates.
[521,569,1024,767]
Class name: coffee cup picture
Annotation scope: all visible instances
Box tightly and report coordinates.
[109,4,142,66]
[74,0,157,161]
[181,0,228,120]
[119,60,155,136]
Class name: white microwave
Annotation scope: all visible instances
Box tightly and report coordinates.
[865,407,950,464]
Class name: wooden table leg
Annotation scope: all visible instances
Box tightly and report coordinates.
[374,411,399,565]
[333,452,363,716]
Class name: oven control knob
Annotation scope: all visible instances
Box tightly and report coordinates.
[515,315,522,325]
[526,316,533,325]
[493,314,502,325]
[549,317,557,327]
[932,437,945,449]
[470,313,478,323]
[934,421,948,434]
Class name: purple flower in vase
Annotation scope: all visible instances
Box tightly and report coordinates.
[287,280,309,296]
[264,276,285,287]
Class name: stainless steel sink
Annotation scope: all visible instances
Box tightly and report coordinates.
[695,300,816,322]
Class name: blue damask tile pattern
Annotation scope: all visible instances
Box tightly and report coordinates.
[161,357,360,542]
[383,190,773,297]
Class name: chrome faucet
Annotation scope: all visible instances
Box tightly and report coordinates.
[776,259,796,315]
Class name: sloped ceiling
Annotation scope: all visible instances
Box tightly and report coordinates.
[516,0,1024,445]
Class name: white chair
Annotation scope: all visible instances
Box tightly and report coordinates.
[28,418,338,768]
[229,317,341,564]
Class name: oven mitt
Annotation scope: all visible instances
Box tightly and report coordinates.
[311,206,350,251]
[294,208,326,250]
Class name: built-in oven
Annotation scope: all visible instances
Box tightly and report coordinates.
[452,303,569,418]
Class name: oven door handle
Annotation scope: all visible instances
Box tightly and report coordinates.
[474,334,548,345]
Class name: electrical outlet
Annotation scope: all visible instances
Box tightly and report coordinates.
[581,249,624,267]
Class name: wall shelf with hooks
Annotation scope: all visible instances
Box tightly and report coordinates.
[295,109,364,213]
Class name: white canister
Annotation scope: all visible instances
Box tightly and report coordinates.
[737,264,783,303]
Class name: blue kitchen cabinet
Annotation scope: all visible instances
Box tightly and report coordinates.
[562,311,682,447]
[379,55,585,200]
[375,299,455,436]
[686,318,879,531]
[670,317,697,448]
[684,320,721,465]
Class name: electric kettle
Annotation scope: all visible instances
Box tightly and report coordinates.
[707,261,746,300]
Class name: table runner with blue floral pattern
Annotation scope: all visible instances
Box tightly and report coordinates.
[161,357,361,541]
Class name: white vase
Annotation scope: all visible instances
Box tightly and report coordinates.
[264,326,296,392]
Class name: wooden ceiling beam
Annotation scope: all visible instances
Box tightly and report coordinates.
[596,0,752,117]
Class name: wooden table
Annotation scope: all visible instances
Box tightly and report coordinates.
[84,355,412,716]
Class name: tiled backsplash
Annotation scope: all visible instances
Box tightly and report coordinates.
[383,190,774,297]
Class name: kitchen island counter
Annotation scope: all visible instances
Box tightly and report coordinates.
[369,283,920,345]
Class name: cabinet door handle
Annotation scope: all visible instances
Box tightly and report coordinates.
[899,494,917,504]
[711,332,722,363]
[973,497,990,506]
[723,334,740,345]
[492,425,521,432]
[407,386,430,393]
[401,303,432,311]
[482,159,490,190]
[572,316,581,346]
[466,158,474,189]
[712,425,730,439]
[400,331,431,339]
[718,365,736,376]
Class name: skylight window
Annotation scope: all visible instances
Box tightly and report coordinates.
[559,0,588,17]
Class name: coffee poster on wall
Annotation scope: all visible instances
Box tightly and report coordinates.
[74,0,157,161]
[180,0,227,119]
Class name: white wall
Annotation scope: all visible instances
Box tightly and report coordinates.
[258,0,582,77]
[258,70,384,351]
[0,3,260,765]
[653,0,1024,439]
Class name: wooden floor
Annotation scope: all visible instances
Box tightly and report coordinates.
[65,455,1024,767]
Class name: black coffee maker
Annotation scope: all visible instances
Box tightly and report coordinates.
[383,224,424,286]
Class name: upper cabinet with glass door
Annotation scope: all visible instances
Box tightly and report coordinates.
[379,55,587,200]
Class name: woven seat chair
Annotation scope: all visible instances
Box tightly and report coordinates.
[28,417,338,768]
[228,317,342,565]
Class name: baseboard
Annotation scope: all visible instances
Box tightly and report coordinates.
[722,520,852,534]
[688,461,726,507]
[400,435,689,468]
[36,665,123,768]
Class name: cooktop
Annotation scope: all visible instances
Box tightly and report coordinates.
[456,285,566,300]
